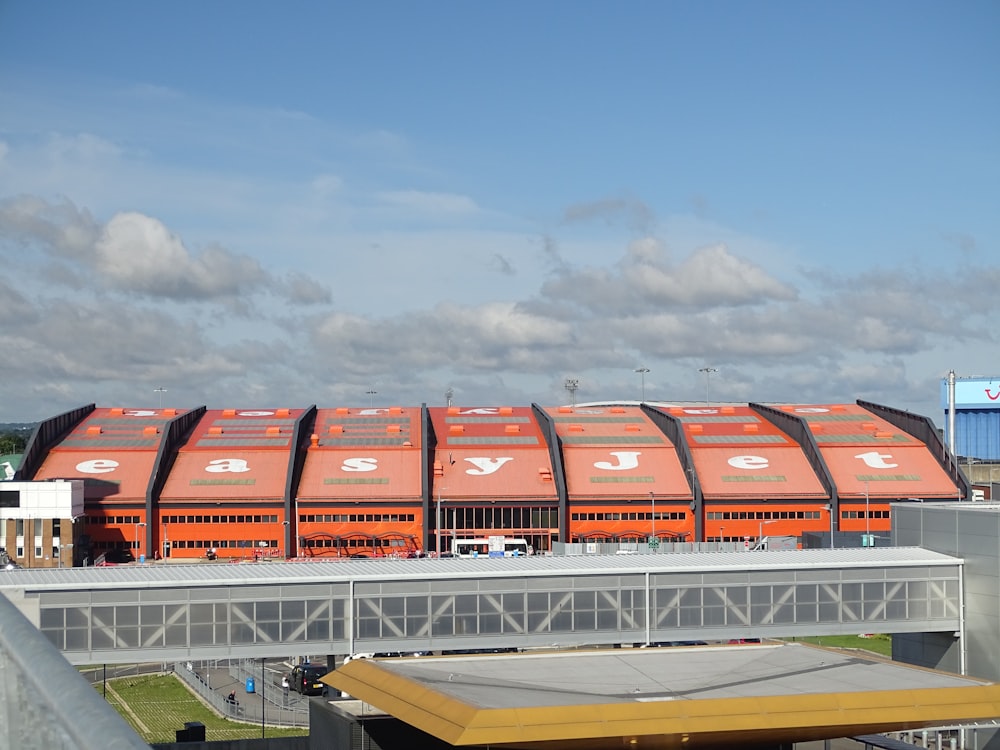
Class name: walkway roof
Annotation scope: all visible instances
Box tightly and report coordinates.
[325,643,1000,749]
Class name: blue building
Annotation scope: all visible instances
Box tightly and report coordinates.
[941,375,1000,460]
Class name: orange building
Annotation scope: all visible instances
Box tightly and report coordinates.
[295,406,424,558]
[9,398,968,566]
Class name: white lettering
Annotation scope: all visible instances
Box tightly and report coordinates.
[854,451,898,469]
[728,455,769,470]
[464,457,514,475]
[76,459,119,474]
[205,458,251,473]
[358,409,388,416]
[124,410,157,417]
[793,407,830,414]
[683,408,718,415]
[593,451,642,471]
[341,457,379,472]
[237,411,275,417]
[459,408,499,415]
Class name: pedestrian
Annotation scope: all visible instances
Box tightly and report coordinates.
[282,674,290,701]
[226,690,237,705]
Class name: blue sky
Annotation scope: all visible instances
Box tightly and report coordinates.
[0,1,997,423]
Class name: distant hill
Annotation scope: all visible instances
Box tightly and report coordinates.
[0,423,37,432]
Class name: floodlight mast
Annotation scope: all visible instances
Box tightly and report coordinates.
[564,379,579,407]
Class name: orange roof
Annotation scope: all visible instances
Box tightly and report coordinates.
[159,450,290,500]
[666,406,826,500]
[428,407,558,500]
[692,447,828,499]
[157,409,300,501]
[33,450,159,501]
[789,404,958,499]
[32,407,182,500]
[297,407,424,501]
[541,405,689,500]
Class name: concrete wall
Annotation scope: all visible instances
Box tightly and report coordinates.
[893,502,1000,684]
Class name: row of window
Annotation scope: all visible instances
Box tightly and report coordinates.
[571,512,686,521]
[302,514,416,523]
[4,519,64,536]
[160,515,280,524]
[707,511,823,520]
[842,510,891,519]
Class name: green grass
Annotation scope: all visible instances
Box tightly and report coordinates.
[785,633,892,658]
[99,673,307,744]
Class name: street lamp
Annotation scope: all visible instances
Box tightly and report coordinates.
[564,378,579,407]
[435,487,448,557]
[366,385,377,408]
[154,387,167,408]
[134,522,146,557]
[864,480,871,547]
[634,367,650,402]
[649,491,656,540]
[698,367,718,405]
[758,519,777,547]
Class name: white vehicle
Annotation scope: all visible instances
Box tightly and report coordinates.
[451,537,532,558]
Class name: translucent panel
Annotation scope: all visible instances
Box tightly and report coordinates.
[455,595,479,616]
[795,603,817,620]
[138,588,184,603]
[702,606,726,626]
[395,596,423,617]
[574,590,596,609]
[190,624,215,646]
[38,591,90,605]
[115,607,138,627]
[140,605,164,625]
[43,628,65,650]
[94,589,137,603]
[796,585,818,604]
[908,599,928,619]
[770,602,796,624]
[818,601,840,620]
[863,582,885,601]
[189,603,216,625]
[229,622,257,644]
[66,628,91,651]
[39,609,64,629]
[280,599,305,620]
[189,588,228,601]
[257,620,280,640]
[597,610,620,630]
[140,626,163,646]
[842,583,863,603]
[479,614,502,634]
[575,609,597,631]
[551,610,574,631]
[679,589,702,607]
[116,627,140,648]
[305,619,331,640]
[255,600,280,622]
[357,618,381,638]
[750,587,772,605]
[679,607,702,627]
[527,612,551,632]
[164,623,187,647]
[527,592,550,613]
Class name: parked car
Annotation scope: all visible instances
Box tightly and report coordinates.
[290,663,327,696]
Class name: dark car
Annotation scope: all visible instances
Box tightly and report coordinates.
[290,663,326,696]
[104,548,135,564]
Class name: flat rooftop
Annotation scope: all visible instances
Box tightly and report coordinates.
[325,643,1000,749]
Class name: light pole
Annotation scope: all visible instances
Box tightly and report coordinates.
[366,385,377,408]
[649,491,656,540]
[634,367,650,402]
[864,480,871,547]
[564,378,579,407]
[698,367,718,405]
[435,487,447,557]
[134,522,146,558]
[758,519,777,547]
[154,387,167,408]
